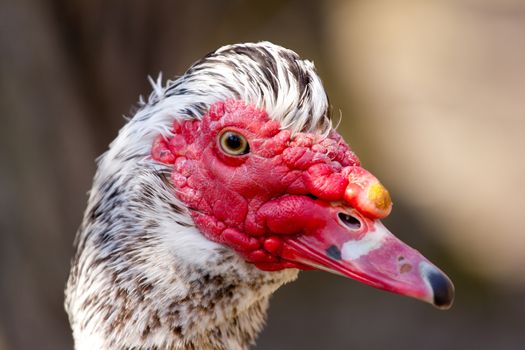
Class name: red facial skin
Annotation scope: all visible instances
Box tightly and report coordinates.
[152,100,362,270]
[151,100,454,308]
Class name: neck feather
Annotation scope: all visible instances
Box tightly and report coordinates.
[65,156,298,350]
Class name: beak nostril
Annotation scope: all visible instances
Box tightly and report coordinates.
[337,212,361,230]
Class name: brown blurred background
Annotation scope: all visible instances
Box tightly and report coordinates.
[1,0,524,349]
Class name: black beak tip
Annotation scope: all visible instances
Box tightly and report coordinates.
[425,268,455,309]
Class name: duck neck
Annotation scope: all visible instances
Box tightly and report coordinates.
[65,163,298,350]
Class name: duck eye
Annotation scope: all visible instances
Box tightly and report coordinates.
[219,130,250,155]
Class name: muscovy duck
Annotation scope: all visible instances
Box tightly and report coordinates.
[65,41,454,350]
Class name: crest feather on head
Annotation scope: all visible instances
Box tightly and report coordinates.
[108,42,332,165]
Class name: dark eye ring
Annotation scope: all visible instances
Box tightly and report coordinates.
[219,130,250,156]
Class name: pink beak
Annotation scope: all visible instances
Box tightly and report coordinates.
[261,198,455,309]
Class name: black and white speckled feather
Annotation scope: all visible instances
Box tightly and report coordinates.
[65,42,332,350]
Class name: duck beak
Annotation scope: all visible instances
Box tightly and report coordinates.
[279,202,454,309]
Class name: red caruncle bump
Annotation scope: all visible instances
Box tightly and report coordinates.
[304,163,348,201]
[263,237,283,255]
[151,135,176,164]
[222,228,260,252]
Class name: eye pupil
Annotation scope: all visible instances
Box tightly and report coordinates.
[226,134,242,150]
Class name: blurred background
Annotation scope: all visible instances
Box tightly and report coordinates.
[1,0,524,349]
